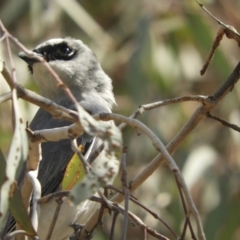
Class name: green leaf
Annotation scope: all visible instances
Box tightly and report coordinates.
[9,184,36,236]
[61,146,86,191]
[0,89,28,227]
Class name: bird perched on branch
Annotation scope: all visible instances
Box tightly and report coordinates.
[6,38,116,240]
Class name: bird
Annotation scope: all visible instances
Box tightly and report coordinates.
[6,38,116,240]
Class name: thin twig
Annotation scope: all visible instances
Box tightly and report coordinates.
[71,138,91,174]
[196,0,240,34]
[118,95,208,130]
[87,141,104,165]
[200,27,225,75]
[0,91,12,103]
[106,185,178,239]
[45,197,63,240]
[27,122,84,144]
[120,147,129,240]
[196,0,240,75]
[96,197,105,230]
[144,228,147,240]
[0,61,14,89]
[116,204,169,240]
[109,211,119,240]
[90,195,169,240]
[181,217,189,240]
[207,113,240,132]
[173,171,196,240]
[37,191,70,204]
[0,32,7,41]
[3,230,28,240]
[4,30,17,85]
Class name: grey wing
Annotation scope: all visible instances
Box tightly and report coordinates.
[30,108,93,196]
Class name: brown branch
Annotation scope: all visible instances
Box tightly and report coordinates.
[120,147,129,240]
[45,198,63,240]
[173,171,196,240]
[119,95,208,130]
[37,191,70,205]
[1,61,15,89]
[200,27,225,75]
[105,185,178,238]
[0,92,12,103]
[90,195,170,240]
[196,0,240,75]
[207,113,240,132]
[3,230,28,240]
[109,211,119,240]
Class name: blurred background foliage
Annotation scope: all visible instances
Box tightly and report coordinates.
[0,0,240,239]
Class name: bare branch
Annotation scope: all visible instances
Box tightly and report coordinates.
[71,138,91,174]
[0,92,12,103]
[26,122,84,144]
[120,147,129,240]
[38,191,70,205]
[105,185,178,239]
[45,198,63,240]
[207,113,240,132]
[3,230,29,240]
[109,211,119,240]
[196,0,240,75]
[91,194,170,240]
[118,95,208,130]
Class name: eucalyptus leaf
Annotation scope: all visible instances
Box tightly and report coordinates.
[0,89,28,227]
[61,149,86,191]
[9,186,36,236]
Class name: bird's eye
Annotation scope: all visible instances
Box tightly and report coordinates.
[53,44,75,60]
[58,45,73,56]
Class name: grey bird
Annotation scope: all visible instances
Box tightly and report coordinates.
[10,38,115,239]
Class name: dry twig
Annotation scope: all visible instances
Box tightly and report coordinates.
[196,0,240,75]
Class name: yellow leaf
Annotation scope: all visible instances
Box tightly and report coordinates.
[61,145,86,190]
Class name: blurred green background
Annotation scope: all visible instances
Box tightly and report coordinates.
[1,0,240,239]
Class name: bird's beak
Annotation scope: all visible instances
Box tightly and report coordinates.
[18,51,42,67]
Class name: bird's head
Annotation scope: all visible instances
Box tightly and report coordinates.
[19,38,115,112]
